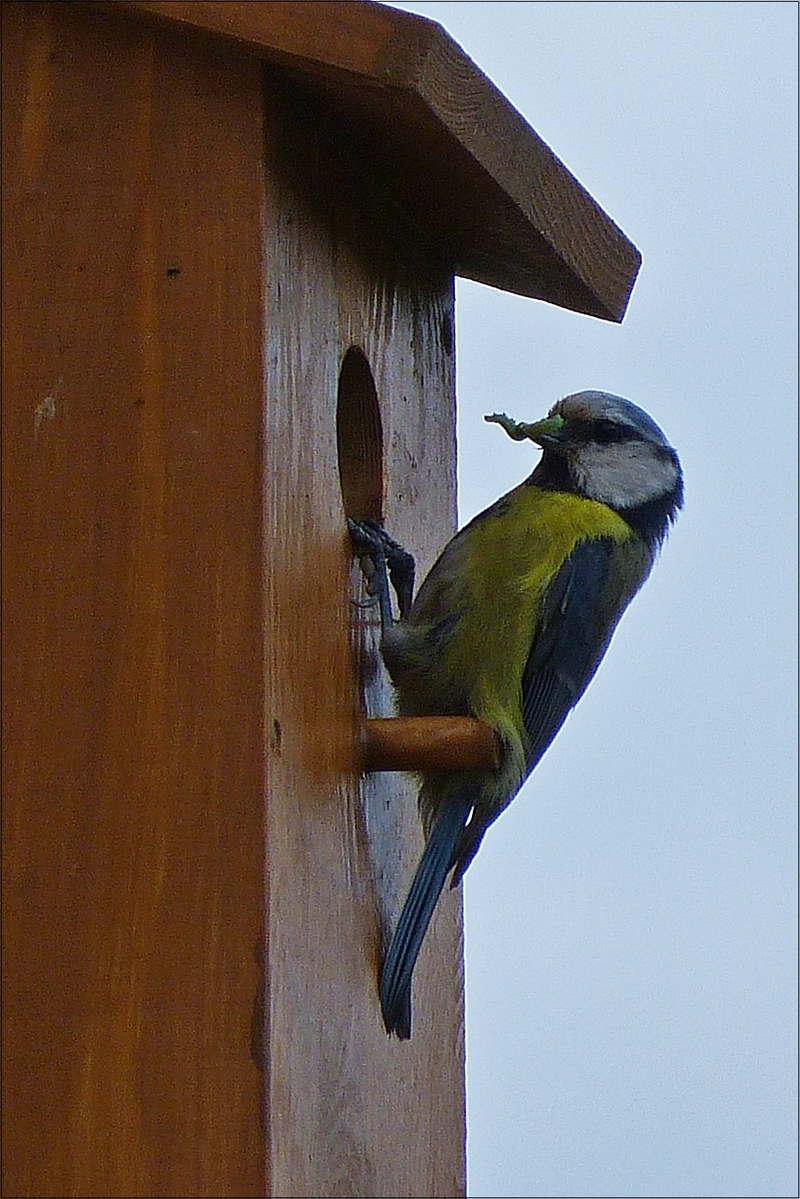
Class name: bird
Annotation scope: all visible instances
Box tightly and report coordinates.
[354,390,683,1039]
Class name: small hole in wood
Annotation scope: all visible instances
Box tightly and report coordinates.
[337,347,383,521]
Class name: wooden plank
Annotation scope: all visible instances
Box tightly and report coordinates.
[1,4,265,1194]
[96,0,407,74]
[92,0,641,320]
[260,70,466,1198]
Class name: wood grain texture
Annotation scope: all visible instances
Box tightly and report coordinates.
[2,4,264,1194]
[93,0,641,320]
[260,69,465,1198]
[4,3,467,1195]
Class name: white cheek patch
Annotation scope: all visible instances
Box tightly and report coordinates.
[573,441,679,508]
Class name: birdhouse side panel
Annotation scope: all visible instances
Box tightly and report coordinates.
[2,4,266,1197]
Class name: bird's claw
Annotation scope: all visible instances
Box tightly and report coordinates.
[348,518,415,627]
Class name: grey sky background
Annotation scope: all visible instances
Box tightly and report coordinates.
[386,4,797,1197]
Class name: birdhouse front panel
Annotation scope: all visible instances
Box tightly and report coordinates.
[259,71,465,1199]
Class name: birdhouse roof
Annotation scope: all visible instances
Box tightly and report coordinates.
[108,0,641,321]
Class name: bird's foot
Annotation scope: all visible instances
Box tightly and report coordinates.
[347,519,415,628]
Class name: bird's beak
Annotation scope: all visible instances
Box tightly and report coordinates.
[485,412,566,446]
[525,414,566,446]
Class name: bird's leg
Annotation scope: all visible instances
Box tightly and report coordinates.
[380,527,415,621]
[348,519,392,629]
[347,519,415,629]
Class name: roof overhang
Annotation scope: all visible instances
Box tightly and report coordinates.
[93,0,641,321]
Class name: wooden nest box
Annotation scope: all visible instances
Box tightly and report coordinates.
[1,3,640,1196]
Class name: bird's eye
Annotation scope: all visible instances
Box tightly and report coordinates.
[591,419,630,444]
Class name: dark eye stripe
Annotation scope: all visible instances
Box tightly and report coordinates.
[569,418,637,445]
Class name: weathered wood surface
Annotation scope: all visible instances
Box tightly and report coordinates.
[3,3,466,1196]
[94,0,641,320]
[260,69,465,1198]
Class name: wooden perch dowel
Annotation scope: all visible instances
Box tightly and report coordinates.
[360,716,498,773]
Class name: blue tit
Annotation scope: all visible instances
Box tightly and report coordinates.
[378,390,683,1038]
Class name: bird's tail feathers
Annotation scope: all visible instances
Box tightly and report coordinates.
[379,790,473,1039]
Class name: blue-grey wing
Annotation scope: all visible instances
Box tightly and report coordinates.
[452,535,650,882]
[521,537,622,770]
